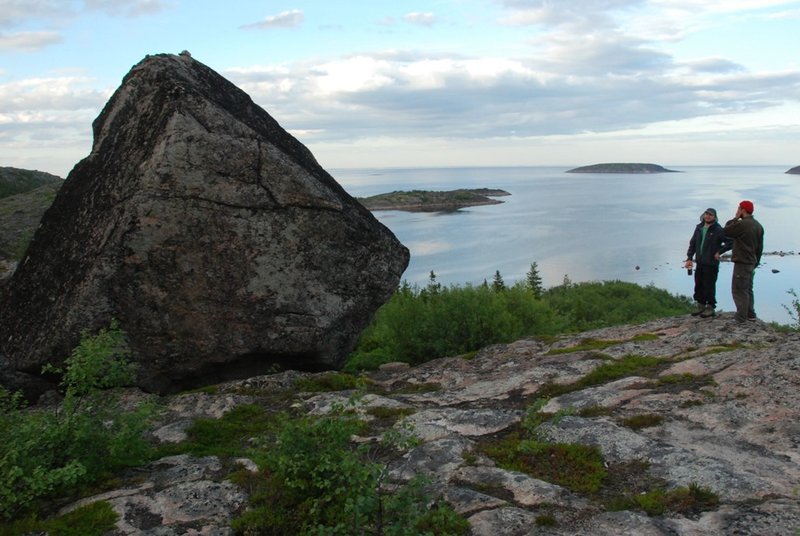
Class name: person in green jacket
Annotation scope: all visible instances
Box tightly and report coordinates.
[685,208,731,318]
[723,200,764,323]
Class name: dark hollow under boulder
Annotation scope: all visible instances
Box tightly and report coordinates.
[0,53,409,398]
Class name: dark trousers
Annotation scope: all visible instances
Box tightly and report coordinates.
[693,263,719,307]
[732,262,756,321]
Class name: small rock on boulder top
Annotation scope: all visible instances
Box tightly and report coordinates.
[0,53,409,399]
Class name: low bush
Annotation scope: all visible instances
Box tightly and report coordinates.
[232,404,468,535]
[0,500,118,536]
[0,321,154,522]
[346,276,692,370]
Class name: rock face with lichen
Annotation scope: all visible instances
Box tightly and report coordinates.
[51,314,800,535]
[0,53,409,399]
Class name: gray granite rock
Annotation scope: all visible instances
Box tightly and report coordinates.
[0,52,408,399]
[54,315,800,535]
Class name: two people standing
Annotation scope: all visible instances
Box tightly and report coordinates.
[684,201,764,322]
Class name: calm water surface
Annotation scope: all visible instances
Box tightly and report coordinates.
[333,166,800,325]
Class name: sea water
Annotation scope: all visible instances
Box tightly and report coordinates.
[332,166,800,325]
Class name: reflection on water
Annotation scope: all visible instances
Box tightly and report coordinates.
[334,166,800,324]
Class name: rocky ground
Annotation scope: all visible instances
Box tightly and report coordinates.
[56,312,800,535]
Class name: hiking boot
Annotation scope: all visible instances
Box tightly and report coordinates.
[690,303,705,316]
[699,305,715,318]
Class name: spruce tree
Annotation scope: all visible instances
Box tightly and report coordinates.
[492,270,506,292]
[526,262,543,298]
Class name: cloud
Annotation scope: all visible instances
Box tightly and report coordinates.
[83,0,168,17]
[240,9,304,30]
[84,0,169,17]
[0,76,108,112]
[498,0,646,27]
[0,0,168,26]
[0,30,62,51]
[0,0,73,27]
[681,57,746,74]
[225,43,800,148]
[404,12,437,26]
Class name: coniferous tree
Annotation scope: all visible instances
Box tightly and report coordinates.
[492,270,506,292]
[526,262,543,298]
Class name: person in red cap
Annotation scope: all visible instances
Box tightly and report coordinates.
[723,200,764,323]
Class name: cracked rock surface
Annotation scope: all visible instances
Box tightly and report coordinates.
[0,53,408,398]
[59,313,800,535]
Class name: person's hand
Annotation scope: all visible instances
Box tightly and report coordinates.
[684,260,693,269]
[714,252,720,261]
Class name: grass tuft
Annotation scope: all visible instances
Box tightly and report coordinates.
[607,482,719,516]
[620,413,664,430]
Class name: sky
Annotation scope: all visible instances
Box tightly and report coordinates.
[1,0,799,178]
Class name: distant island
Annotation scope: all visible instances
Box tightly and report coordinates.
[357,188,510,212]
[566,163,680,174]
[786,166,800,175]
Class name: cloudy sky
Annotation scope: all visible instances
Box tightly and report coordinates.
[1,0,799,177]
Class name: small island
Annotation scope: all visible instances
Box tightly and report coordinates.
[566,163,680,174]
[357,188,510,212]
[786,166,800,175]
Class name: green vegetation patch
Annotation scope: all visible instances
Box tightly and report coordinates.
[483,435,607,494]
[0,321,154,523]
[366,406,416,421]
[607,483,720,516]
[538,355,667,398]
[0,501,118,536]
[346,276,690,371]
[230,411,468,535]
[578,405,615,418]
[0,167,61,199]
[654,373,716,391]
[619,413,664,430]
[293,372,364,392]
[535,513,558,527]
[158,404,276,464]
[699,344,746,356]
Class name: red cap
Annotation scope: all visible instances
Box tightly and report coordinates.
[739,200,754,213]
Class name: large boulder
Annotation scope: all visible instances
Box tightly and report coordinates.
[0,52,409,398]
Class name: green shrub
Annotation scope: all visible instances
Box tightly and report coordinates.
[346,276,691,370]
[784,288,800,330]
[348,279,556,368]
[0,321,154,522]
[0,500,118,536]
[232,409,468,535]
[543,280,692,331]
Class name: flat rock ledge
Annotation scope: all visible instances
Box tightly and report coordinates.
[59,313,800,535]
